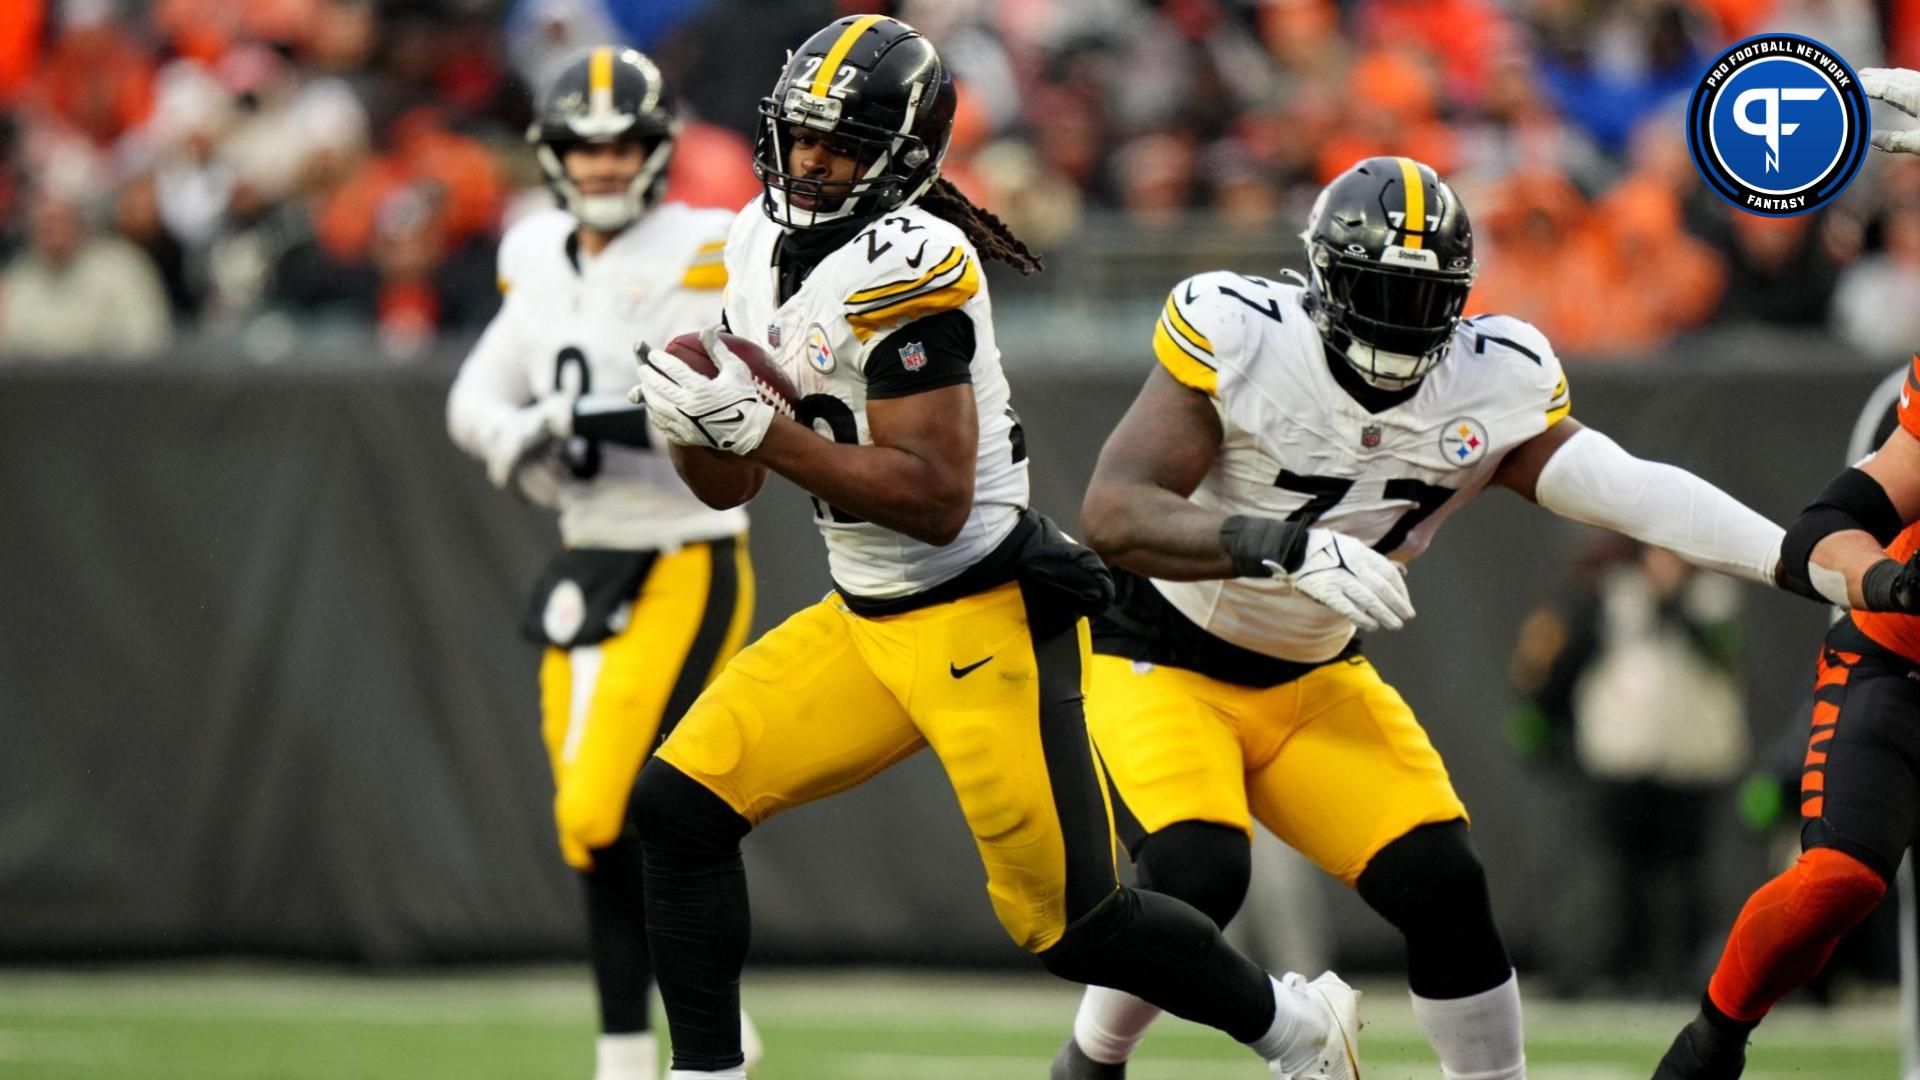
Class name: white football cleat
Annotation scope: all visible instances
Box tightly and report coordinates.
[1272,972,1361,1080]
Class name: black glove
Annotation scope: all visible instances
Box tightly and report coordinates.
[1220,514,1310,577]
[1860,550,1920,612]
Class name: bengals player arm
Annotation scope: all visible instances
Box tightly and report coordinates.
[1079,365,1239,580]
[1493,417,1786,586]
[1780,423,1920,610]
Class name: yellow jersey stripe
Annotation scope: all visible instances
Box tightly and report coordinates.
[846,248,965,304]
[813,15,886,97]
[694,240,726,255]
[1163,294,1213,355]
[681,262,728,289]
[496,274,511,295]
[1153,321,1218,395]
[846,261,980,340]
[1397,157,1425,251]
[1546,378,1572,426]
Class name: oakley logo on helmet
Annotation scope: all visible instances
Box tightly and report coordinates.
[1686,33,1869,216]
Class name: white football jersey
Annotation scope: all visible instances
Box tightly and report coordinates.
[448,204,747,550]
[1150,271,1571,663]
[721,201,1029,600]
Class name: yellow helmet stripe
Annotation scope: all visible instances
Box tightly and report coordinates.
[812,14,887,97]
[1396,156,1425,250]
[589,46,615,119]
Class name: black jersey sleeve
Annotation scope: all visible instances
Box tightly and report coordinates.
[865,308,975,400]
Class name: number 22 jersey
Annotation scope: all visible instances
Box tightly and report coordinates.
[719,202,1029,602]
[1150,271,1572,664]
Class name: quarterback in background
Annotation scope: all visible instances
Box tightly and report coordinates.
[1054,156,1787,1080]
[1653,64,1920,1080]
[446,48,756,1080]
[633,15,1358,1080]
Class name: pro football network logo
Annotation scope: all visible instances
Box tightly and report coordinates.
[1686,33,1869,217]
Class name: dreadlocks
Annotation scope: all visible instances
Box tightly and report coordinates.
[918,178,1044,275]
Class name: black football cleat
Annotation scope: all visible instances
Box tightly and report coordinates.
[1051,1038,1126,1079]
[1651,1011,1747,1080]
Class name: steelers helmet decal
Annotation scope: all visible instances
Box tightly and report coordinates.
[1302,156,1476,390]
[529,46,680,232]
[755,15,956,229]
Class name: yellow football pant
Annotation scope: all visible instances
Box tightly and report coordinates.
[656,582,1118,952]
[1088,652,1467,887]
[540,538,754,870]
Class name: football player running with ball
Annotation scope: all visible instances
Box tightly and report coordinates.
[632,15,1360,1080]
[1052,157,1787,1080]
[447,48,758,1080]
[1652,65,1920,1080]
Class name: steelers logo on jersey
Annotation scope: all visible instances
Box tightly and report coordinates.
[1439,418,1490,468]
[806,324,836,373]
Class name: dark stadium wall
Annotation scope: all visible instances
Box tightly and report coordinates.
[0,360,1869,970]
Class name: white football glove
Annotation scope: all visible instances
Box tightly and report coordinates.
[1862,67,1920,155]
[1272,528,1416,633]
[484,396,572,489]
[630,329,774,455]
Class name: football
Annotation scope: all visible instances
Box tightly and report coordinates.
[664,331,802,419]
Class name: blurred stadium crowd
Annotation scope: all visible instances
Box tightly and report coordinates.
[1,0,1919,364]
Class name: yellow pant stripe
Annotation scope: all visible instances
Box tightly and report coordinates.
[541,540,750,871]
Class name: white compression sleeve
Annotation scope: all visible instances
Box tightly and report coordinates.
[1534,428,1784,586]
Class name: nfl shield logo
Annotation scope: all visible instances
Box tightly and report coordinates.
[899,341,928,371]
[766,322,782,348]
[1361,424,1382,449]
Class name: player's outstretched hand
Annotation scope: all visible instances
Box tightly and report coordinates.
[1272,529,1416,633]
[1862,67,1920,154]
[632,335,775,454]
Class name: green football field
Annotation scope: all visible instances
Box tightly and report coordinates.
[0,965,1901,1079]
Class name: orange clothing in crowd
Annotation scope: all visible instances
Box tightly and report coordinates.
[37,21,155,146]
[665,122,760,211]
[0,0,42,106]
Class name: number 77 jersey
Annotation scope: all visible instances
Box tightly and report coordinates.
[1152,271,1572,663]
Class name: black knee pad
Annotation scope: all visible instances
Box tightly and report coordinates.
[629,759,751,856]
[1357,820,1511,998]
[1135,821,1252,929]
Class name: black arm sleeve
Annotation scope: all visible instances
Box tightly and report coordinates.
[865,308,974,400]
[1778,467,1905,601]
[571,397,655,448]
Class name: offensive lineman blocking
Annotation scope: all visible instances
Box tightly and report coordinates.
[446,49,756,1080]
[1053,157,1788,1080]
[632,15,1359,1080]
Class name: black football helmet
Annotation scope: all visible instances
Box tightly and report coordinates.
[1302,156,1476,388]
[755,14,955,229]
[528,46,678,232]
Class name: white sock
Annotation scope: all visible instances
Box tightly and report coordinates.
[740,1010,763,1071]
[596,1032,658,1080]
[666,1071,745,1080]
[1247,974,1329,1074]
[1409,970,1526,1080]
[1072,985,1163,1064]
